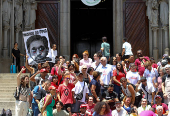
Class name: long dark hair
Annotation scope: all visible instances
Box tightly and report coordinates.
[116,62,126,75]
[94,102,110,115]
[87,67,94,74]
[52,75,58,85]
[20,75,29,88]
[110,56,117,65]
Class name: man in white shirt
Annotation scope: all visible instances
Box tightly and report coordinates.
[138,98,151,114]
[126,63,140,86]
[72,73,89,113]
[112,101,127,116]
[122,38,133,60]
[51,44,57,65]
[98,57,113,95]
[136,77,155,106]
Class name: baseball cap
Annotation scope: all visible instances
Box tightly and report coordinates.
[155,95,161,99]
[93,71,102,78]
[76,72,83,76]
[40,68,48,73]
[163,54,168,57]
[140,77,146,81]
[48,86,56,90]
[80,104,87,108]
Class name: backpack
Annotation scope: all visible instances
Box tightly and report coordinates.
[0,109,6,116]
[38,97,45,112]
[5,109,12,116]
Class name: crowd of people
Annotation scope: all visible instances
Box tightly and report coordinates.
[13,37,170,116]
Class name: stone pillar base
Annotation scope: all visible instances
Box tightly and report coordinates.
[164,48,169,55]
[153,49,158,62]
[2,48,8,58]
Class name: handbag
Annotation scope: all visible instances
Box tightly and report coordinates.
[75,82,85,100]
[14,84,21,100]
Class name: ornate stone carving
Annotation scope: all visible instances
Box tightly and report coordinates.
[146,0,159,26]
[159,0,169,26]
[14,0,23,28]
[2,0,12,27]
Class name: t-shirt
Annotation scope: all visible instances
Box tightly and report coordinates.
[138,83,155,103]
[79,58,93,70]
[122,42,133,55]
[58,83,75,105]
[72,81,89,103]
[135,56,150,76]
[12,48,20,58]
[162,74,170,84]
[111,108,127,116]
[51,66,64,85]
[91,62,102,71]
[72,113,90,116]
[126,71,140,85]
[86,104,95,116]
[51,49,57,63]
[143,68,158,84]
[36,88,47,101]
[101,42,110,57]
[35,73,49,85]
[53,109,69,116]
[89,79,101,96]
[152,63,158,69]
[152,103,169,114]
[32,85,42,104]
[113,70,126,86]
[137,105,151,114]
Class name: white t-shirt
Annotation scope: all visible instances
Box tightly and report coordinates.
[143,68,158,84]
[51,49,57,63]
[91,62,102,71]
[126,71,140,85]
[138,83,155,103]
[122,42,133,55]
[138,105,151,114]
[72,81,89,103]
[111,108,127,116]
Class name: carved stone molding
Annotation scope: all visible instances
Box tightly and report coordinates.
[3,26,9,31]
[151,27,159,31]
[162,26,168,30]
[15,27,21,33]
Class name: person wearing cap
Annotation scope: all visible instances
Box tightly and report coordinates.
[41,86,56,116]
[137,98,151,114]
[99,57,113,95]
[72,104,90,116]
[102,84,118,110]
[72,72,89,113]
[89,71,101,103]
[135,50,150,76]
[152,95,169,115]
[136,77,155,106]
[111,101,128,116]
[57,73,78,112]
[30,68,49,85]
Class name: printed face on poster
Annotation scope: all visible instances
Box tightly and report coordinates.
[81,0,101,6]
[23,28,52,65]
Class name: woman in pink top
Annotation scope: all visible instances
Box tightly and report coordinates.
[80,50,92,70]
[157,67,166,102]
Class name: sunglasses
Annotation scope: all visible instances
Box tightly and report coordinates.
[141,80,146,82]
[83,68,87,69]
[66,78,70,80]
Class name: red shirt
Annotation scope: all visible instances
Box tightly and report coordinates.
[86,104,95,116]
[58,83,75,105]
[51,82,59,92]
[113,70,126,86]
[72,113,90,116]
[51,66,64,85]
[152,63,158,69]
[135,56,149,76]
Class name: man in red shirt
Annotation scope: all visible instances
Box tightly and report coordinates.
[152,95,169,115]
[86,96,95,116]
[57,74,78,112]
[135,50,149,76]
[72,104,90,116]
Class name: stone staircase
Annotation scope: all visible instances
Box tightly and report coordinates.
[0,73,29,116]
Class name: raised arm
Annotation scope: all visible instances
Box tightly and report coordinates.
[91,85,100,102]
[25,55,34,74]
[30,71,40,82]
[17,67,26,87]
[128,85,135,105]
[72,72,78,85]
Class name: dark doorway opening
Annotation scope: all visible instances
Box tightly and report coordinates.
[71,0,113,59]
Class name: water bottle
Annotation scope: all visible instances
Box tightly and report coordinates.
[27,107,33,116]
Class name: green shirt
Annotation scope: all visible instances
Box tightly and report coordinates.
[101,42,110,56]
[53,109,69,116]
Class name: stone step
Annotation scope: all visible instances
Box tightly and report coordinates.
[0,88,15,93]
[0,101,15,107]
[0,92,15,97]
[0,83,17,86]
[0,98,15,102]
[0,86,17,90]
[0,73,29,79]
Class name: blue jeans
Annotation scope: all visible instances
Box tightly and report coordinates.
[32,103,40,116]
[114,84,121,99]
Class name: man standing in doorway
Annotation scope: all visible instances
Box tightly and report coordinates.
[101,36,110,61]
[122,38,133,61]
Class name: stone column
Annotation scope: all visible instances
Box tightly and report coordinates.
[3,26,9,58]
[113,0,124,54]
[60,0,70,60]
[15,28,21,43]
[0,0,2,58]
[152,27,159,62]
[163,26,169,55]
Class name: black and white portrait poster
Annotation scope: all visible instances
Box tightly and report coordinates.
[23,28,52,65]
